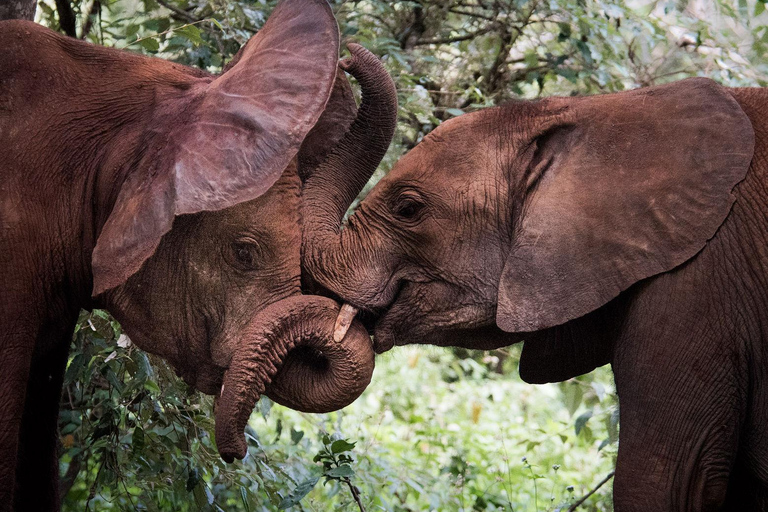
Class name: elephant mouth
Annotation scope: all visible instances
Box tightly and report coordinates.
[176,360,226,396]
[368,280,410,353]
[368,280,508,353]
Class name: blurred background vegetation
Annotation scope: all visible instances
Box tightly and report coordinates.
[34,0,768,510]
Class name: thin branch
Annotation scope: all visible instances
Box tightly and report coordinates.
[413,23,498,46]
[567,471,615,511]
[131,19,215,47]
[449,7,495,21]
[59,450,82,505]
[344,478,366,512]
[156,0,198,23]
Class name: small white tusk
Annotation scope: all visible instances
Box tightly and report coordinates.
[333,304,359,342]
[220,383,225,397]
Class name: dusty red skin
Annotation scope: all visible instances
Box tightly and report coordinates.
[215,296,374,463]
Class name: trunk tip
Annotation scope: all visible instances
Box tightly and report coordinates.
[217,433,247,464]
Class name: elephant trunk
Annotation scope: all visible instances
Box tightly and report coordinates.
[301,43,398,303]
[215,295,374,463]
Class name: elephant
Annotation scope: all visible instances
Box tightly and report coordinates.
[301,78,768,510]
[0,0,397,509]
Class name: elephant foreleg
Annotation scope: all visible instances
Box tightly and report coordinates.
[15,338,69,511]
[0,331,34,512]
[612,329,746,511]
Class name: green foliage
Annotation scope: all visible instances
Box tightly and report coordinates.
[36,0,768,509]
[63,316,618,510]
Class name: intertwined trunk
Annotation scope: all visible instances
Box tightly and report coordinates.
[301,44,398,305]
[216,295,373,462]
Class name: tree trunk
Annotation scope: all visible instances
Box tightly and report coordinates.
[0,0,37,21]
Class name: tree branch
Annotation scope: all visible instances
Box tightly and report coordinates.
[0,0,36,20]
[567,471,615,511]
[55,0,77,38]
[343,478,366,512]
[448,8,495,21]
[413,23,498,46]
[156,0,198,23]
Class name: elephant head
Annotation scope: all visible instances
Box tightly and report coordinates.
[303,78,754,380]
[85,0,395,460]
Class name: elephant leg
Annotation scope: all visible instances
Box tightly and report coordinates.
[610,289,748,511]
[0,334,34,512]
[14,337,70,512]
[612,349,743,512]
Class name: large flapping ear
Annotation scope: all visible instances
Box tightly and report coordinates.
[92,0,340,295]
[298,67,357,179]
[497,77,754,333]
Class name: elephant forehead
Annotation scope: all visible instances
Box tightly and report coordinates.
[391,121,498,184]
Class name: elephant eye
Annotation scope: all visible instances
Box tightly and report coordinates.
[393,193,425,221]
[230,239,262,270]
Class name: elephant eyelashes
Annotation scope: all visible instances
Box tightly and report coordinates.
[228,239,263,271]
[392,192,426,221]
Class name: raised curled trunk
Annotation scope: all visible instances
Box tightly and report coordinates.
[216,295,373,463]
[301,44,398,303]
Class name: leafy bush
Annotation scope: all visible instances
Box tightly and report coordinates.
[61,312,617,511]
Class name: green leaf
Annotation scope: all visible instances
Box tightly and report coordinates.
[259,396,272,419]
[175,25,204,46]
[240,487,251,512]
[325,465,354,478]
[138,37,160,52]
[756,1,766,16]
[330,439,356,454]
[290,428,304,445]
[562,382,583,416]
[132,427,145,454]
[103,368,124,393]
[575,410,593,436]
[277,476,320,509]
[445,108,464,117]
[185,467,199,492]
[144,379,160,393]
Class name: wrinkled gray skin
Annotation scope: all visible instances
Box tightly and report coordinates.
[304,80,768,510]
[0,0,397,509]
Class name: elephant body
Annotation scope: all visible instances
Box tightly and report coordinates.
[303,80,768,510]
[604,88,768,509]
[0,1,395,509]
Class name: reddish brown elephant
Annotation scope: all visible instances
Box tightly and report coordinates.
[0,0,397,509]
[304,79,768,510]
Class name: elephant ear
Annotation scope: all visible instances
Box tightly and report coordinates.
[298,67,357,179]
[92,0,340,295]
[497,77,754,334]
